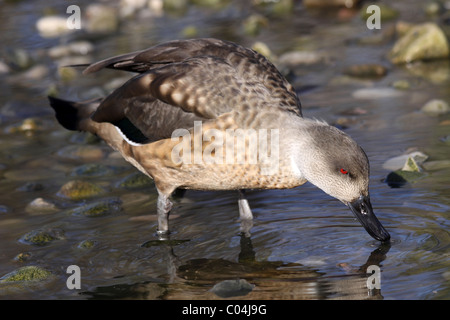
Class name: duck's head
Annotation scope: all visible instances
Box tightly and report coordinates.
[298,123,390,242]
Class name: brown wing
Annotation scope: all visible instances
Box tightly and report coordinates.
[87,38,302,144]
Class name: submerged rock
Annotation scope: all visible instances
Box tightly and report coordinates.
[117,172,153,189]
[78,239,96,249]
[210,279,254,298]
[385,170,427,187]
[57,180,105,200]
[389,23,450,64]
[343,64,387,78]
[19,228,64,246]
[385,154,428,187]
[0,266,52,282]
[69,198,122,217]
[71,163,119,177]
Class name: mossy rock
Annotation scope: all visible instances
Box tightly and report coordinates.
[19,229,64,246]
[0,266,51,282]
[71,163,116,177]
[78,239,96,249]
[70,198,122,217]
[57,180,105,200]
[117,172,153,190]
[385,170,427,188]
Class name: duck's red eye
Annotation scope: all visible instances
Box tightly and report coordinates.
[340,168,348,175]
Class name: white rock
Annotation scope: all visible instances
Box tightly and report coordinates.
[352,87,404,99]
[421,99,450,116]
[36,16,73,38]
[382,151,428,171]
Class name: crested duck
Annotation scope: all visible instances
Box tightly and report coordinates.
[49,38,390,242]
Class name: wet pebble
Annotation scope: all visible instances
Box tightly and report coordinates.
[0,266,52,282]
[36,16,74,38]
[48,41,95,59]
[278,50,328,67]
[352,87,404,99]
[57,145,109,161]
[243,14,268,36]
[19,228,64,246]
[3,48,33,71]
[210,279,254,298]
[420,99,450,116]
[57,180,106,200]
[85,4,119,34]
[71,163,120,177]
[77,239,97,249]
[17,182,45,192]
[25,198,59,215]
[69,198,122,217]
[117,172,154,189]
[343,64,387,79]
[13,252,32,262]
[389,23,450,64]
[6,118,45,135]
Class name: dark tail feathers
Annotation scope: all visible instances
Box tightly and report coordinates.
[48,96,80,131]
[48,96,101,131]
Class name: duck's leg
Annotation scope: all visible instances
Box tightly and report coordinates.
[156,189,173,239]
[238,190,253,219]
[238,190,253,236]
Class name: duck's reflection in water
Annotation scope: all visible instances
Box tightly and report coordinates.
[83,231,391,300]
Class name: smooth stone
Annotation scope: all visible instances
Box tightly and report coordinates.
[385,170,427,187]
[352,87,404,99]
[77,239,97,249]
[0,266,52,282]
[117,172,154,189]
[69,198,122,217]
[57,180,105,200]
[36,16,73,38]
[279,51,327,66]
[421,99,450,116]
[210,279,254,298]
[85,4,119,33]
[19,228,64,246]
[25,198,59,214]
[382,151,428,171]
[57,145,108,161]
[389,23,450,64]
[343,64,387,78]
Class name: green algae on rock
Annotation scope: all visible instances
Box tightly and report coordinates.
[57,180,105,200]
[0,266,51,282]
[117,172,154,190]
[69,198,122,217]
[19,228,64,246]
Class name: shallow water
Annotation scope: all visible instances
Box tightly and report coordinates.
[0,0,449,300]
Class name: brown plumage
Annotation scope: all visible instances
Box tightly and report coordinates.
[49,38,390,242]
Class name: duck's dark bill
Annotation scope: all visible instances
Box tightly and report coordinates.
[348,196,390,242]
